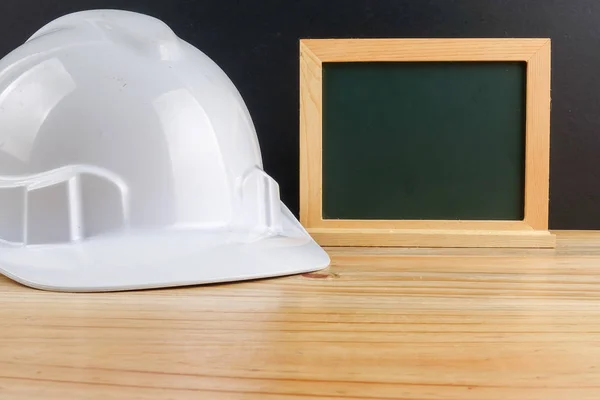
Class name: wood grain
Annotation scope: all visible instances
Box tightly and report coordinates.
[299,41,323,227]
[523,40,552,230]
[312,219,535,231]
[301,38,550,62]
[1,230,599,399]
[309,227,556,248]
[298,38,553,247]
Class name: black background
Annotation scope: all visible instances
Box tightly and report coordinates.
[1,0,599,229]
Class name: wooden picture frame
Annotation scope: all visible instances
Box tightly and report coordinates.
[299,38,554,248]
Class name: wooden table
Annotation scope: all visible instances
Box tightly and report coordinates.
[1,231,600,399]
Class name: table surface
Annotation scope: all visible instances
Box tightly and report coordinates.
[1,231,600,400]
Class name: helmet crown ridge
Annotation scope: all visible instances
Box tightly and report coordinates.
[28,10,181,61]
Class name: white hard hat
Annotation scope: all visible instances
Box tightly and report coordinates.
[0,9,329,292]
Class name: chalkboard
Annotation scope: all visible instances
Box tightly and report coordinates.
[322,61,527,221]
[300,39,553,248]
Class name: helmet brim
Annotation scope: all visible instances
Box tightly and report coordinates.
[0,203,330,292]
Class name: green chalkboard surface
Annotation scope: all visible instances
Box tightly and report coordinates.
[322,61,527,221]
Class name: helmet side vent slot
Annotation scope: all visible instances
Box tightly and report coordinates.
[26,181,71,245]
[0,186,25,244]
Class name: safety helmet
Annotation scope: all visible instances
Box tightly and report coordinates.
[0,10,329,292]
